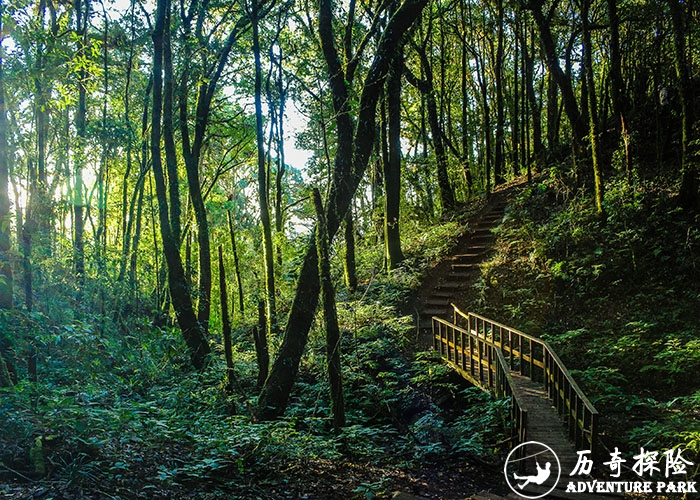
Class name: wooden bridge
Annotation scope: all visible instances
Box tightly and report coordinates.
[434,305,598,451]
[416,189,607,497]
[433,306,600,497]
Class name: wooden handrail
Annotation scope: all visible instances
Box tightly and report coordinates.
[433,305,598,457]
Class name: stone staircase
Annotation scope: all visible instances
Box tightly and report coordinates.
[415,197,508,340]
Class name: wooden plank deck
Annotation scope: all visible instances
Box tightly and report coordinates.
[506,373,621,499]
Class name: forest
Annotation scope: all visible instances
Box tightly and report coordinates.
[0,0,699,497]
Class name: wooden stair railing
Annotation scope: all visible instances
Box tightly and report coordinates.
[433,304,598,457]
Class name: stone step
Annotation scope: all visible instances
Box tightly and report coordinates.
[447,272,473,280]
[454,245,488,255]
[470,232,494,240]
[451,264,477,272]
[481,216,503,223]
[422,306,450,316]
[424,296,452,306]
[451,253,484,262]
[436,281,467,290]
[472,229,494,236]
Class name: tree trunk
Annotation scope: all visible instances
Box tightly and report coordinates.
[405,47,455,213]
[273,47,287,268]
[0,21,13,309]
[151,0,210,370]
[494,0,506,185]
[528,0,586,152]
[477,55,492,193]
[254,300,269,389]
[343,207,358,291]
[313,188,345,431]
[218,246,235,396]
[669,0,698,210]
[522,25,544,170]
[582,0,605,216]
[227,207,245,315]
[606,0,631,178]
[512,13,521,178]
[459,3,473,196]
[74,0,90,305]
[252,0,277,336]
[255,0,427,420]
[163,4,181,248]
[384,50,405,269]
[177,5,242,336]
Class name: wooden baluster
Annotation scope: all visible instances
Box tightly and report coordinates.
[469,333,475,377]
[440,322,445,356]
[432,319,437,351]
[508,329,513,370]
[478,337,483,383]
[518,333,524,375]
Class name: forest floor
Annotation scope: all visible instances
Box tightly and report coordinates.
[4,172,696,500]
[1,189,520,500]
[0,460,508,500]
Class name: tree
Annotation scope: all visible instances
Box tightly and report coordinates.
[73,0,90,302]
[669,0,699,210]
[526,0,586,153]
[405,33,455,212]
[255,0,428,420]
[150,0,210,370]
[0,8,13,310]
[251,0,276,336]
[384,42,405,269]
[313,188,345,431]
[581,0,604,216]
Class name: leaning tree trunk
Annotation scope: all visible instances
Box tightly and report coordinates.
[528,0,586,153]
[255,0,428,421]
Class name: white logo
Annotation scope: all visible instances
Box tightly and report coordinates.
[504,441,561,499]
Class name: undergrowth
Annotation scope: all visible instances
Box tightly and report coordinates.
[0,206,507,499]
[473,170,700,470]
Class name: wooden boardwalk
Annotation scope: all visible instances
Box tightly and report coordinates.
[416,191,619,498]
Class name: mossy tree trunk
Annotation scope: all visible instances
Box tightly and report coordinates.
[0,15,12,310]
[582,0,605,217]
[252,0,276,337]
[384,47,405,270]
[254,0,428,420]
[150,0,210,370]
[313,188,345,431]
